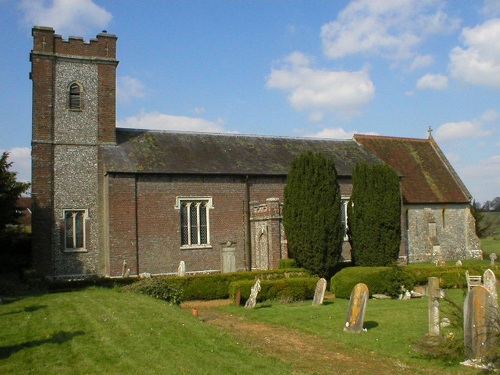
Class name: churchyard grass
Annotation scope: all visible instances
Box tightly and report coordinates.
[482,236,500,256]
[218,289,484,374]
[0,287,292,375]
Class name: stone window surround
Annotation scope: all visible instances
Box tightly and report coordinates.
[68,81,83,111]
[63,209,88,252]
[175,197,214,250]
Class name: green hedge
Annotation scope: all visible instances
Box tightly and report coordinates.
[330,265,500,299]
[330,266,415,299]
[123,269,310,303]
[228,277,319,304]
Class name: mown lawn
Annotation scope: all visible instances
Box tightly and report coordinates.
[0,288,292,375]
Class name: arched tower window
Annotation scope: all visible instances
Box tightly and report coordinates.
[68,82,82,110]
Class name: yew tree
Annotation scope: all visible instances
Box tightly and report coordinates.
[348,163,401,266]
[283,152,343,278]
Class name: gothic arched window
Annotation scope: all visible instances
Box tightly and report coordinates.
[68,82,82,110]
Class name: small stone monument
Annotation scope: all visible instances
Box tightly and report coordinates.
[344,283,369,333]
[483,269,498,306]
[312,278,327,306]
[455,260,462,267]
[463,285,499,361]
[121,260,128,278]
[245,279,261,309]
[490,252,497,267]
[428,277,441,336]
[178,261,186,277]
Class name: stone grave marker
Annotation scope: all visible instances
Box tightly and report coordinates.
[178,261,186,277]
[483,269,498,307]
[312,278,327,306]
[463,285,499,361]
[344,283,369,333]
[428,277,441,336]
[245,279,261,309]
[490,252,497,267]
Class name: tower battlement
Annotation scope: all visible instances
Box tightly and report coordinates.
[32,26,117,60]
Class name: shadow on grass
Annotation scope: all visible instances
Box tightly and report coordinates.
[0,304,47,316]
[364,321,379,330]
[0,330,85,359]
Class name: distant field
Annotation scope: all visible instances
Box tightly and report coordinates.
[482,237,500,256]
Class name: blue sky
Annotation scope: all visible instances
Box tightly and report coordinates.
[0,0,499,203]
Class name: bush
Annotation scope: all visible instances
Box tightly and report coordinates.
[330,266,415,299]
[123,269,311,302]
[404,265,499,289]
[228,277,318,304]
[278,258,296,269]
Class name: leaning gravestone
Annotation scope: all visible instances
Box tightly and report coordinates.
[312,278,327,306]
[483,269,498,307]
[244,279,261,309]
[177,261,186,277]
[463,285,499,361]
[344,283,369,333]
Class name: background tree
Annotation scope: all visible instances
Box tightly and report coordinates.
[348,163,401,266]
[0,152,30,232]
[283,152,343,278]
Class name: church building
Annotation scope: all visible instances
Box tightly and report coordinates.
[30,27,481,279]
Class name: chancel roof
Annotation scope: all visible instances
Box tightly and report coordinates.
[103,129,382,177]
[354,134,471,204]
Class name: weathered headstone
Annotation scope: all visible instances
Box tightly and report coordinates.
[428,277,440,336]
[490,252,497,267]
[456,260,462,267]
[483,269,498,307]
[312,278,327,306]
[463,286,499,361]
[178,260,186,277]
[344,283,369,333]
[244,279,261,309]
[121,260,128,278]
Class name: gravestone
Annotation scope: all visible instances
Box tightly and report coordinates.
[483,269,498,307]
[428,277,440,336]
[178,261,186,277]
[121,260,128,278]
[463,285,499,361]
[245,279,261,309]
[312,278,327,306]
[490,253,497,267]
[455,260,462,267]
[344,283,369,333]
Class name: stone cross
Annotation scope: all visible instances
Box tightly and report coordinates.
[490,252,497,267]
[177,261,186,277]
[428,277,441,336]
[344,283,369,333]
[463,286,499,361]
[312,278,327,306]
[483,269,498,307]
[245,279,261,309]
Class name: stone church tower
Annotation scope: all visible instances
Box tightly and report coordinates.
[30,27,118,277]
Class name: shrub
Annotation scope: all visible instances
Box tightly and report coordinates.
[228,277,318,304]
[404,265,499,289]
[330,266,414,299]
[278,258,296,269]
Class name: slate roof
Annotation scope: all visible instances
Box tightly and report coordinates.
[102,129,382,177]
[354,134,471,204]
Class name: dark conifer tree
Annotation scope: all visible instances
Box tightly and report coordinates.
[348,163,401,266]
[283,152,343,278]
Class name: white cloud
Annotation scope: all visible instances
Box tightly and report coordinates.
[117,111,233,133]
[305,128,356,139]
[481,109,499,123]
[19,0,112,37]
[480,0,500,17]
[0,147,31,182]
[409,54,434,71]
[434,121,491,141]
[459,155,500,202]
[321,0,459,61]
[266,52,375,118]
[117,76,145,103]
[449,18,500,88]
[416,73,448,90]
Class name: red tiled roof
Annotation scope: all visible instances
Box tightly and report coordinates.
[354,134,471,204]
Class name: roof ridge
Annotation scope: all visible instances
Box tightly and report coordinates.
[354,134,429,142]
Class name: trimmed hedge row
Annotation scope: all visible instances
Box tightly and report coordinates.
[331,266,414,299]
[228,277,319,304]
[331,265,500,299]
[123,269,310,303]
